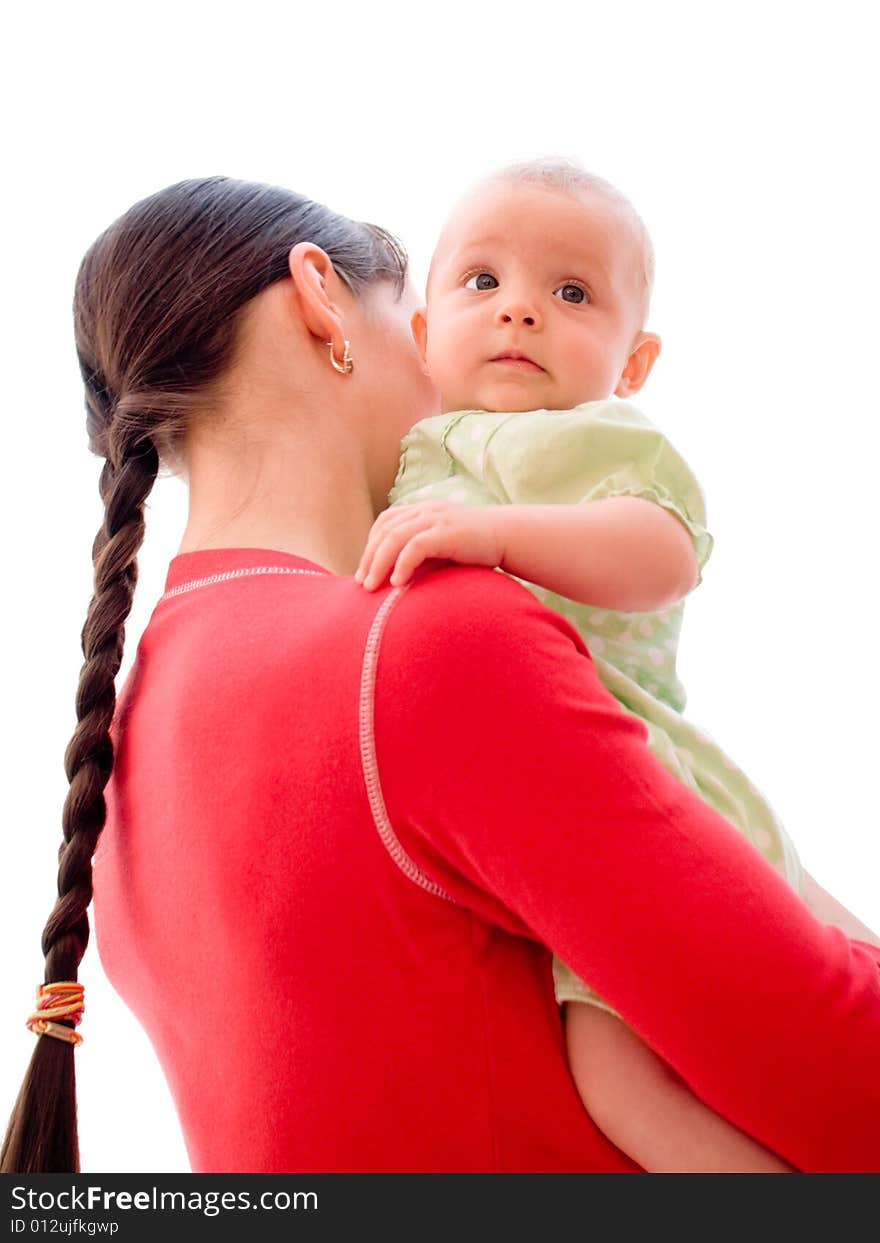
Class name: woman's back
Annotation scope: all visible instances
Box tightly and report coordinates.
[93,546,880,1173]
[92,547,633,1172]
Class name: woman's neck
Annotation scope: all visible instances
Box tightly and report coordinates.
[177,407,376,577]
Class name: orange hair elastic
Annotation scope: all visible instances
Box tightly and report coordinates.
[26,982,85,1047]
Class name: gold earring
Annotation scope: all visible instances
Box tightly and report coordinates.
[326,339,354,375]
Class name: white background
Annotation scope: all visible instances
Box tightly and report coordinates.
[2,1,877,1173]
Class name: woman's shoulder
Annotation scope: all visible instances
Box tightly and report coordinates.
[375,561,592,699]
[391,558,576,625]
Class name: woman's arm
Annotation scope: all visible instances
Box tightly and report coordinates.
[357,497,698,611]
[564,1003,794,1173]
[375,565,880,1172]
[566,875,879,1172]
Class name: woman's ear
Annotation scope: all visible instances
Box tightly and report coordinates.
[287,242,345,347]
[614,332,661,398]
[411,306,429,371]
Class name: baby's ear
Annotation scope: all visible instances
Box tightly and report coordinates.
[615,332,661,398]
[411,306,429,370]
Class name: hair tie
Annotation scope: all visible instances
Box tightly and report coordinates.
[26,982,85,1047]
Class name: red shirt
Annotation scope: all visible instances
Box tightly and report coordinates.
[92,547,880,1172]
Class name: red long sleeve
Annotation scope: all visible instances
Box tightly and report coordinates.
[374,562,880,1172]
[92,548,880,1172]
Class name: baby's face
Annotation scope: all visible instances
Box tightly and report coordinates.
[418,183,653,414]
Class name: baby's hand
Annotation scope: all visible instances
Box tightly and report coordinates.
[355,500,504,590]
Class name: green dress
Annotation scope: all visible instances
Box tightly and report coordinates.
[388,399,803,1015]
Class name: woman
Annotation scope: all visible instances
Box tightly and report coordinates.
[3,177,879,1174]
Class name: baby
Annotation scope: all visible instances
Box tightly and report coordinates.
[355,159,879,1172]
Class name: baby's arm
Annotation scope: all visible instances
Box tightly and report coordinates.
[564,1001,794,1173]
[357,496,696,609]
[493,498,698,611]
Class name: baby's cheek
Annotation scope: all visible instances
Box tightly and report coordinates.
[426,327,465,380]
[423,339,470,407]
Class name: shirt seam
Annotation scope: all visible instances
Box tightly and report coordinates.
[362,585,497,1168]
[359,584,457,904]
[157,565,326,602]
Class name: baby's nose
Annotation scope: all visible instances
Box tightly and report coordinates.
[496,299,540,328]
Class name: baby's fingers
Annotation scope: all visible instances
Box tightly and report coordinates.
[355,510,409,583]
[359,540,398,590]
[388,531,444,587]
[356,505,452,589]
[359,522,422,590]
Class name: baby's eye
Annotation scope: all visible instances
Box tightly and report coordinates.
[464,272,499,291]
[553,283,589,304]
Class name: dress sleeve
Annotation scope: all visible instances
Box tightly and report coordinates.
[373,565,880,1173]
[480,401,714,579]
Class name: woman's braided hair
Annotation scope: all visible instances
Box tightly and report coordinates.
[0,176,408,1173]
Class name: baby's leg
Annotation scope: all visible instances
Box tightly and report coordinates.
[564,1001,793,1173]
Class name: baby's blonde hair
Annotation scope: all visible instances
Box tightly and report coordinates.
[466,156,656,327]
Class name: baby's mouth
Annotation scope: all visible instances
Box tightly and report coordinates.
[489,351,545,373]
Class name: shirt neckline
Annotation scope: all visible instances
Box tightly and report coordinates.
[164,547,333,592]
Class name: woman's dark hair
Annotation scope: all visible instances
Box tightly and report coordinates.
[0,176,408,1173]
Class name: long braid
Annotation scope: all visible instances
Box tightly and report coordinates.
[0,428,159,1173]
[0,173,411,1174]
